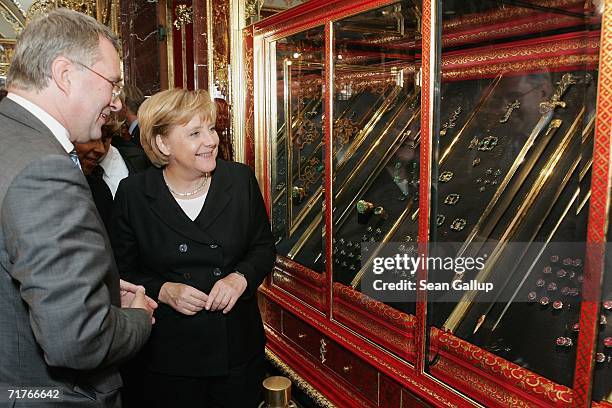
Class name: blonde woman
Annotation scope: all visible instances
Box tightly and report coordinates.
[111,88,275,407]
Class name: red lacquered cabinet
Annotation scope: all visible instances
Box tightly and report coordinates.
[246,0,612,406]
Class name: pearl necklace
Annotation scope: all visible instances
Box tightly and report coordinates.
[164,171,209,197]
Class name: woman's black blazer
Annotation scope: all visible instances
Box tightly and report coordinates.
[110,159,276,377]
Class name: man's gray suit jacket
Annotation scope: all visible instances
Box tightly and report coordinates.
[0,98,151,407]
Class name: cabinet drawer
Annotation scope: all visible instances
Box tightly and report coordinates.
[379,375,402,408]
[324,340,379,404]
[282,311,323,360]
[259,294,281,333]
[401,389,430,408]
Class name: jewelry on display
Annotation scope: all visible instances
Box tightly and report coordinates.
[450,218,467,231]
[478,135,498,151]
[374,206,387,220]
[499,100,520,123]
[440,106,462,136]
[468,138,479,149]
[444,193,460,206]
[555,336,573,347]
[356,200,375,214]
[439,171,454,182]
[164,171,209,197]
[436,214,446,226]
[292,186,306,203]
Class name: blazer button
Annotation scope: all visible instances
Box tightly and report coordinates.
[183,272,191,279]
[210,244,218,249]
[213,267,222,277]
[179,243,188,253]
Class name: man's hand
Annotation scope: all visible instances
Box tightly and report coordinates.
[205,273,247,314]
[158,282,208,316]
[120,279,157,323]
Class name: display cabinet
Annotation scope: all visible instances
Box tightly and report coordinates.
[246,0,612,406]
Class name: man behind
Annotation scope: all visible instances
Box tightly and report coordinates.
[0,9,154,407]
[118,84,145,147]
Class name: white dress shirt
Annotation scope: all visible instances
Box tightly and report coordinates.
[99,145,129,198]
[175,193,208,221]
[7,93,73,153]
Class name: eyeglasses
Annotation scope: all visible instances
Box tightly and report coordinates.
[71,60,123,102]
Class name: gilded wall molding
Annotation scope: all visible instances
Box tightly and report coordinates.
[0,0,23,34]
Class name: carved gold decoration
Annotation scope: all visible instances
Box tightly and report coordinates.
[244,32,254,158]
[173,4,193,29]
[212,0,229,96]
[0,40,15,62]
[244,0,262,24]
[174,4,193,89]
[265,348,336,408]
[27,0,96,24]
[294,117,319,149]
[9,0,25,17]
[0,9,22,34]
[297,157,319,192]
[25,0,118,34]
[333,117,358,148]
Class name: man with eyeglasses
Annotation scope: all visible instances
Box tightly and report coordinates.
[0,9,155,408]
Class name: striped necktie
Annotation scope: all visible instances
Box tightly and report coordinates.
[69,150,82,171]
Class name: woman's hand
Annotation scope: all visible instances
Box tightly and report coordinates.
[158,282,208,316]
[205,273,248,314]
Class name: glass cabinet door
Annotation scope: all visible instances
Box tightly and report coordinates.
[424,0,608,405]
[270,26,326,273]
[328,0,422,362]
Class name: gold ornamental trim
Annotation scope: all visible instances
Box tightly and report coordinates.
[265,348,336,408]
[434,359,534,408]
[436,330,573,404]
[444,16,580,47]
[443,36,599,68]
[443,54,599,80]
[443,0,582,31]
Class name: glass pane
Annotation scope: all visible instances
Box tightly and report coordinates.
[594,213,611,402]
[271,27,326,273]
[425,0,602,404]
[330,0,421,362]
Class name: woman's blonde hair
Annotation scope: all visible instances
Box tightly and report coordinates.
[139,88,217,167]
